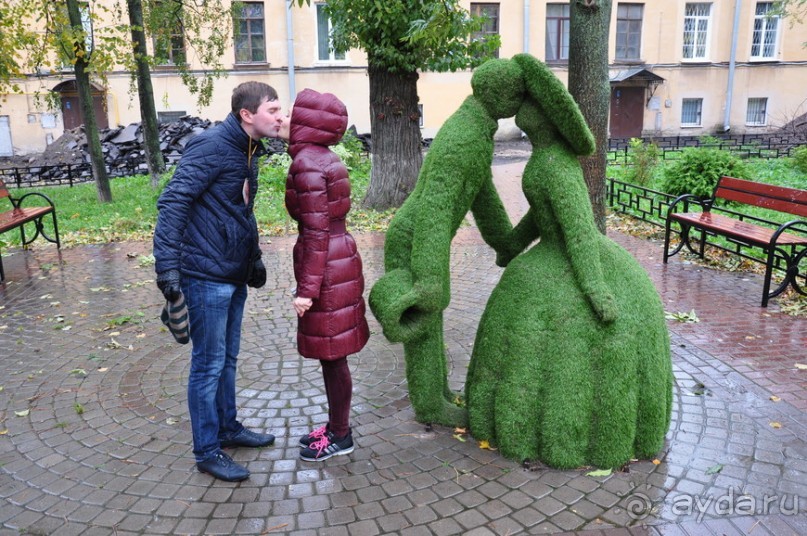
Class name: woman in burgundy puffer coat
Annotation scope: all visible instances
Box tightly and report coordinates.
[282,88,370,461]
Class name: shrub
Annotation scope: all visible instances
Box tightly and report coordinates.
[627,137,660,186]
[792,145,807,174]
[661,147,751,198]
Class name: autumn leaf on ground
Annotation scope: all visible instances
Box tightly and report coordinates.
[652,459,661,465]
[454,427,467,434]
[586,468,612,477]
[770,395,781,402]
[14,410,30,417]
[478,440,497,451]
[665,309,700,323]
[770,422,782,429]
[795,364,807,370]
[705,464,723,475]
[0,429,7,435]
[452,434,466,442]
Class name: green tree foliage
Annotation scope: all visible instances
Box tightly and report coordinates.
[0,0,232,199]
[294,0,500,209]
[661,147,751,199]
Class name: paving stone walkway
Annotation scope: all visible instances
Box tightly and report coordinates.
[0,159,805,535]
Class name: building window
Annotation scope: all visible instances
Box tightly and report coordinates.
[751,2,779,59]
[471,3,500,58]
[616,3,643,61]
[317,4,344,61]
[234,2,265,64]
[682,3,711,60]
[546,3,570,63]
[746,98,768,126]
[152,2,185,66]
[681,98,703,126]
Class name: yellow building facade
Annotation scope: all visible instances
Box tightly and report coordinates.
[1,1,805,156]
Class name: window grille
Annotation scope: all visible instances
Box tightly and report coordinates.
[683,3,711,60]
[751,2,779,59]
[681,98,703,126]
[746,98,768,126]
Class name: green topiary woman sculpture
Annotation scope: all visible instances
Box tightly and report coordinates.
[465,54,672,469]
[369,59,525,427]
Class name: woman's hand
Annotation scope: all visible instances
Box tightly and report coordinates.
[293,296,313,317]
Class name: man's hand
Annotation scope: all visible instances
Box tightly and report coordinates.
[247,257,267,288]
[156,269,182,301]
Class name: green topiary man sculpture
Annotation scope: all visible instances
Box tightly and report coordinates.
[465,54,672,469]
[369,59,525,427]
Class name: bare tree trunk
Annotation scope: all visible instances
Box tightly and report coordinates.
[127,0,165,188]
[568,0,612,234]
[67,0,111,203]
[362,65,423,210]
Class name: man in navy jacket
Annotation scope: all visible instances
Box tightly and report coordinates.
[153,82,283,481]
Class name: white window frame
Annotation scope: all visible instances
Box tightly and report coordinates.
[746,98,768,126]
[315,4,348,64]
[682,3,711,61]
[681,98,703,127]
[750,2,780,60]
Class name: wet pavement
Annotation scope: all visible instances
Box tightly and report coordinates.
[0,159,805,535]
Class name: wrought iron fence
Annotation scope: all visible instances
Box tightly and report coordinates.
[607,133,802,165]
[0,161,144,189]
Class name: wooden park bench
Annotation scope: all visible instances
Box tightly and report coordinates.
[0,178,61,282]
[663,176,807,307]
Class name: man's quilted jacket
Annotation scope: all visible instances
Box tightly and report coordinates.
[153,112,263,284]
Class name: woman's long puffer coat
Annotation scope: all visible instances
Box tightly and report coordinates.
[285,89,370,360]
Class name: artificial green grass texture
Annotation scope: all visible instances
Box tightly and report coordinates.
[369,59,525,427]
[465,54,672,469]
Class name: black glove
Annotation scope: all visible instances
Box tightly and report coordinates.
[247,257,267,288]
[156,269,182,301]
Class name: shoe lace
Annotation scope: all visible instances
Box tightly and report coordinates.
[309,435,332,456]
[309,426,327,440]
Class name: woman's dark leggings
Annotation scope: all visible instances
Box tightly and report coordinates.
[321,357,352,438]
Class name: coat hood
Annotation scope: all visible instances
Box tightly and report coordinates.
[289,89,348,156]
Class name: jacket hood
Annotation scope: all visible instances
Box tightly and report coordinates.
[289,89,348,154]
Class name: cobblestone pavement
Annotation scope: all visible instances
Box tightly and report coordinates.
[0,159,805,535]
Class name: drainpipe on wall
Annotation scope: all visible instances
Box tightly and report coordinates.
[523,0,531,53]
[286,1,297,102]
[724,0,742,132]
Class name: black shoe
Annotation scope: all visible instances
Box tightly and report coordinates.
[220,428,275,449]
[299,424,329,448]
[300,430,354,462]
[197,451,250,482]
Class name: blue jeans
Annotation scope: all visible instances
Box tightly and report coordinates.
[182,276,247,462]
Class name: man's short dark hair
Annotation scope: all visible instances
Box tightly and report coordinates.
[232,82,278,119]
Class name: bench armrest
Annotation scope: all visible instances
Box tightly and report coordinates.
[13,192,57,210]
[771,219,807,245]
[666,193,707,218]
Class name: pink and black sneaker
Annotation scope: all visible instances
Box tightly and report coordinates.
[300,430,354,462]
[298,425,328,448]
